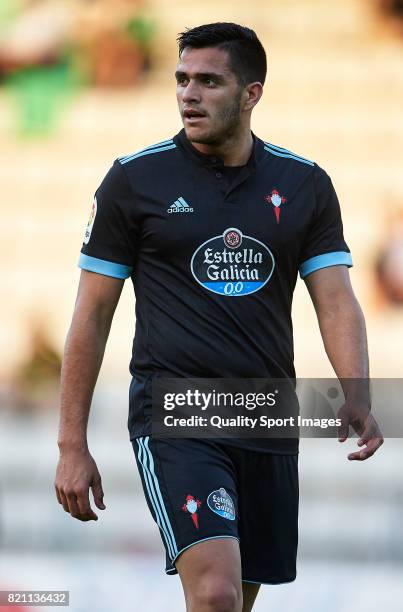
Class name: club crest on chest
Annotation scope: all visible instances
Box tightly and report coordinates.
[265,189,287,224]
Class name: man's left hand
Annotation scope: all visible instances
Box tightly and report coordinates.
[337,404,384,461]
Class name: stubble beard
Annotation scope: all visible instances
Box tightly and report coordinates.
[186,90,243,147]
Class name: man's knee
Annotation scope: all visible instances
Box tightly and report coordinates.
[177,538,242,611]
[190,576,242,612]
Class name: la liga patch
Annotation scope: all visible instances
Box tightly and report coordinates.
[84,196,97,244]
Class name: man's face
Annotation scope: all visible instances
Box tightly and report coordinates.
[176,46,244,146]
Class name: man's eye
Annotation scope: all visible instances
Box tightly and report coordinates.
[204,78,216,87]
[177,77,188,86]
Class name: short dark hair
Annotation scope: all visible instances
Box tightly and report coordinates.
[177,22,267,86]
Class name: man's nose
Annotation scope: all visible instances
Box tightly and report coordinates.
[182,80,201,104]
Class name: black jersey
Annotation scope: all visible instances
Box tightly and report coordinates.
[79,130,352,453]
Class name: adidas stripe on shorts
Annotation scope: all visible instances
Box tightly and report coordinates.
[132,436,299,584]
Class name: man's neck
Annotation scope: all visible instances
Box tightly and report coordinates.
[189,129,254,167]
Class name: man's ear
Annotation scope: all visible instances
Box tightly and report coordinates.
[242,82,263,111]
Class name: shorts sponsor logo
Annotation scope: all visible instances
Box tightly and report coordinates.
[84,197,97,244]
[207,488,235,521]
[190,227,275,297]
[181,494,202,529]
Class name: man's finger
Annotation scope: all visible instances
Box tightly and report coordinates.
[358,422,383,448]
[75,488,98,521]
[66,494,86,520]
[348,448,372,461]
[357,424,372,447]
[91,479,106,510]
[348,436,384,461]
[337,410,349,442]
[58,490,70,513]
[368,436,384,454]
[55,485,62,505]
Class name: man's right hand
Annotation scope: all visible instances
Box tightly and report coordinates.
[54,448,106,521]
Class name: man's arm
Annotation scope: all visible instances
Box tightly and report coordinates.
[55,270,124,520]
[304,265,383,460]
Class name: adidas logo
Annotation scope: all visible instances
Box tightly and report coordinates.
[167,197,194,214]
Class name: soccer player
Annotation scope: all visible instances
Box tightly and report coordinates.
[55,23,383,612]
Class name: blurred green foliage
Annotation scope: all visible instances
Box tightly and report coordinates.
[125,15,157,50]
[5,55,83,137]
[0,0,19,30]
[2,8,157,137]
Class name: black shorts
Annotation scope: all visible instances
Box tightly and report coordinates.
[132,436,299,585]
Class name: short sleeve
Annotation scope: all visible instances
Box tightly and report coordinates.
[298,166,353,279]
[79,160,138,279]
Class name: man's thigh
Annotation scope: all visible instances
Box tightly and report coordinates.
[176,538,242,609]
[176,539,260,612]
[132,436,240,575]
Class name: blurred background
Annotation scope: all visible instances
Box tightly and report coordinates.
[0,0,402,610]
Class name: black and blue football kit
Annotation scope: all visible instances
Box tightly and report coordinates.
[79,129,352,582]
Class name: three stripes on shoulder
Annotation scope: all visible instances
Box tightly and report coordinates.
[264,142,314,166]
[118,137,314,168]
[119,139,176,164]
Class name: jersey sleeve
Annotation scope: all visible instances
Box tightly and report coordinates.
[79,160,138,279]
[298,165,353,279]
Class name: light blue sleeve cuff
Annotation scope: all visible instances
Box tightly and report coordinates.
[78,253,133,279]
[299,251,353,279]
